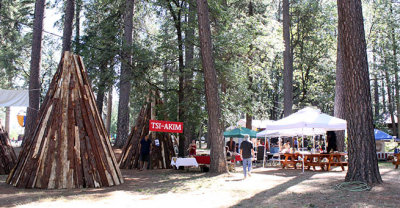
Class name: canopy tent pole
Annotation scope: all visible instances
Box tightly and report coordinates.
[268,137,271,152]
[263,136,266,168]
[313,135,315,153]
[302,133,305,173]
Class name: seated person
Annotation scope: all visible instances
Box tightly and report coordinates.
[225,146,232,160]
[281,141,291,153]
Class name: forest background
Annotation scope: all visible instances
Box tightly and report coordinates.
[0,0,399,151]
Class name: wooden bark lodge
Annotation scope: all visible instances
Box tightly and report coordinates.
[119,93,175,169]
[0,123,17,175]
[7,52,123,189]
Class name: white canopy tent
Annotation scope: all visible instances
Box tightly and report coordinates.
[264,107,347,131]
[257,107,347,170]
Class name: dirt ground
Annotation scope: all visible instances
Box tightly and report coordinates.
[0,149,399,208]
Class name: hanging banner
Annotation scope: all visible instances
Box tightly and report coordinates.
[149,120,183,133]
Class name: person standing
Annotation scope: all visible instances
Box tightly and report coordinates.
[188,140,197,156]
[240,134,254,179]
[326,131,337,153]
[226,137,236,153]
[139,134,152,171]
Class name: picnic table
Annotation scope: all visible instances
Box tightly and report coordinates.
[304,153,347,171]
[281,152,348,171]
[281,153,301,169]
[393,153,400,169]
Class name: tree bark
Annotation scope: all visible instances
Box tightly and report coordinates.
[167,1,185,157]
[25,0,46,141]
[283,0,293,117]
[115,0,134,148]
[5,76,12,133]
[5,107,10,133]
[381,77,386,113]
[338,0,382,184]
[389,2,400,138]
[246,1,254,130]
[373,76,379,119]
[183,0,195,155]
[106,87,113,135]
[372,43,379,119]
[384,57,396,135]
[246,113,252,129]
[74,0,81,54]
[96,85,105,116]
[334,33,345,152]
[96,63,108,116]
[196,0,227,173]
[62,0,75,53]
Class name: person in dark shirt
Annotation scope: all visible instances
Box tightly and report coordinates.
[226,137,236,152]
[139,135,152,171]
[326,131,338,153]
[240,134,254,179]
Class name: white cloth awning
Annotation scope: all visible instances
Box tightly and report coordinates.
[265,107,347,131]
[257,128,326,137]
[0,89,29,107]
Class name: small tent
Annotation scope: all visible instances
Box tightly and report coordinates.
[119,92,175,170]
[223,127,258,138]
[374,129,394,141]
[7,52,123,189]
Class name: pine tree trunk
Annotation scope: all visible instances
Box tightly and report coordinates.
[246,113,252,129]
[106,87,113,135]
[5,76,12,133]
[389,2,400,138]
[283,0,293,117]
[96,64,107,115]
[338,0,382,184]
[74,0,81,54]
[167,1,185,157]
[372,43,379,119]
[115,0,134,148]
[197,0,227,173]
[246,0,254,128]
[184,0,195,154]
[334,34,345,152]
[62,0,75,53]
[96,86,105,116]
[373,76,379,119]
[384,59,396,135]
[25,0,46,142]
[381,78,386,112]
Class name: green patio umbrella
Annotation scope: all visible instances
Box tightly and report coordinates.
[223,127,258,138]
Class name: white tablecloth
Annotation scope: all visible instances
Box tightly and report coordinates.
[171,158,198,168]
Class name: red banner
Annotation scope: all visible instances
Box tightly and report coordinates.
[149,120,183,133]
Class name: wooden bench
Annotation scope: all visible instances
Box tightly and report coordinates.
[281,153,301,169]
[303,153,347,171]
[393,153,400,169]
[328,162,348,171]
[304,154,328,171]
[327,153,347,171]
